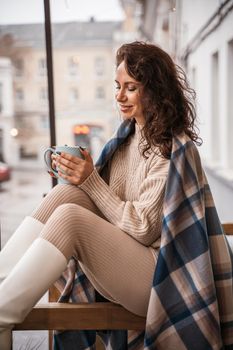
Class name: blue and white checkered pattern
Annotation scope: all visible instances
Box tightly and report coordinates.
[54,120,233,350]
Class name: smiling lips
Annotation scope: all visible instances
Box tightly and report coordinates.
[120,105,133,112]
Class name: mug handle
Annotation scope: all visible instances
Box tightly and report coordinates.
[44,147,58,178]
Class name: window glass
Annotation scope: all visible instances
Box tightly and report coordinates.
[38,57,47,76]
[68,56,79,76]
[69,88,79,103]
[0,2,51,348]
[14,58,24,76]
[15,87,24,100]
[50,3,121,163]
[95,86,105,99]
[39,86,48,101]
[0,2,50,253]
[94,56,105,76]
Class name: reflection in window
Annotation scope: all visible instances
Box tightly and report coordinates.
[15,88,24,101]
[69,88,79,103]
[95,86,105,99]
[14,59,24,77]
[68,57,79,76]
[95,57,105,76]
[38,58,46,76]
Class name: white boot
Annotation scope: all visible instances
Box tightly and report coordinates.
[0,216,44,283]
[0,237,67,350]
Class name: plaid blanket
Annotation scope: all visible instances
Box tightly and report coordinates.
[54,119,233,350]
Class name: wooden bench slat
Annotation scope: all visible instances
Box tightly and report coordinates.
[14,302,146,331]
[223,223,233,235]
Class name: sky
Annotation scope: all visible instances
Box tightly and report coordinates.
[0,0,125,24]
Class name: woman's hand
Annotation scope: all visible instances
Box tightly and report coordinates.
[53,148,94,185]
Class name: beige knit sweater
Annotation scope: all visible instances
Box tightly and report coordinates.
[80,123,170,253]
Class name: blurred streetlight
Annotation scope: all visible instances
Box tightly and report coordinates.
[10,128,18,137]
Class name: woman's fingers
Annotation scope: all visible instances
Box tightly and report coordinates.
[57,154,82,170]
[57,163,76,176]
[57,170,80,185]
[52,160,57,170]
[54,150,94,185]
[51,154,58,170]
[59,152,82,165]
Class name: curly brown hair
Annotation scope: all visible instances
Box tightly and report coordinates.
[116,41,202,159]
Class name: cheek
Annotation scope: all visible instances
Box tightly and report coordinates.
[134,94,142,108]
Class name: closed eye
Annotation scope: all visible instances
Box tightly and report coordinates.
[128,86,137,91]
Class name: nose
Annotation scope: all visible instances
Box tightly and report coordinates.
[116,88,127,102]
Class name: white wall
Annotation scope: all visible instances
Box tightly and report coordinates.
[180,0,219,51]
[187,11,233,165]
[179,1,233,222]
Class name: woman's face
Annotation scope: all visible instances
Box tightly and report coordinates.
[115,61,145,125]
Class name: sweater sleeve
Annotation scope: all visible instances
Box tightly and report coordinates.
[79,157,169,246]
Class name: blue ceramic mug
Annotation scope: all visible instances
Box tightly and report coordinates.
[44,145,85,184]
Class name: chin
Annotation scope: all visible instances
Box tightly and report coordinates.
[121,114,134,121]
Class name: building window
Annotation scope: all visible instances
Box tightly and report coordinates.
[39,87,48,101]
[69,88,79,103]
[14,58,24,77]
[95,86,105,99]
[68,57,79,76]
[15,88,24,101]
[94,57,105,76]
[38,58,47,76]
[40,114,49,129]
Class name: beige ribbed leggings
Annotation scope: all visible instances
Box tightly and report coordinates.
[31,184,156,317]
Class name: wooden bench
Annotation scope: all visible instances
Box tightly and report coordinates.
[14,302,146,331]
[13,223,233,347]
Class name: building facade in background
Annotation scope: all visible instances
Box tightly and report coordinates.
[0,57,18,164]
[0,16,137,166]
[121,0,233,222]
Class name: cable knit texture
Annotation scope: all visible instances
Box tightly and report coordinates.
[80,123,170,250]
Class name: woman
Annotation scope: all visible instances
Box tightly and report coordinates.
[0,41,206,349]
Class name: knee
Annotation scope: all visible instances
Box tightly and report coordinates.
[52,202,85,229]
[46,183,80,203]
[48,184,89,204]
[53,202,79,218]
[49,183,73,197]
[53,203,91,231]
[51,203,86,242]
